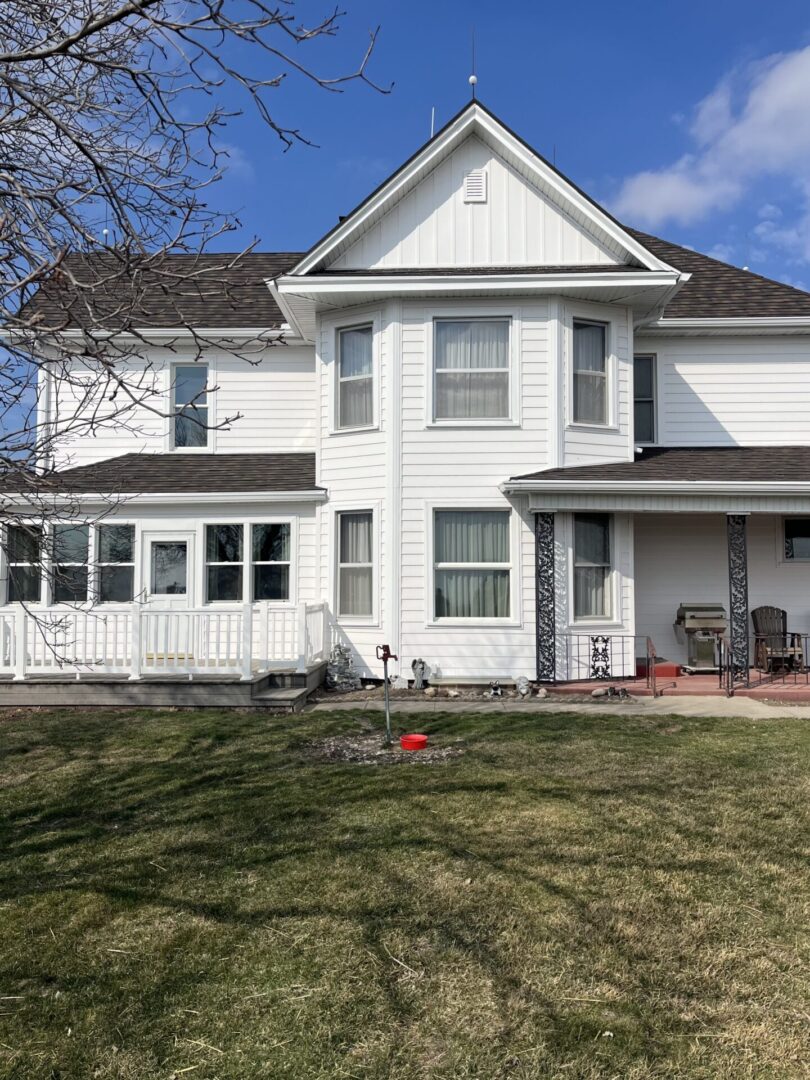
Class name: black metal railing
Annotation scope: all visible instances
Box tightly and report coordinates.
[559,634,659,694]
[719,632,810,695]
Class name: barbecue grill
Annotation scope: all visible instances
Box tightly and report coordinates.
[674,602,728,673]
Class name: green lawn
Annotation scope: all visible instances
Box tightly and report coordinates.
[0,707,808,1079]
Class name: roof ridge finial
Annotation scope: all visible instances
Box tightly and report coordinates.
[469,27,477,100]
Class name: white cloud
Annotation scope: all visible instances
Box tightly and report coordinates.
[614,46,810,236]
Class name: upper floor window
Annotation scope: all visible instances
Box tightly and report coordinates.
[573,513,611,619]
[573,320,607,425]
[634,354,656,444]
[173,364,208,448]
[337,326,373,429]
[6,525,42,603]
[434,319,510,421]
[434,510,511,619]
[52,524,89,602]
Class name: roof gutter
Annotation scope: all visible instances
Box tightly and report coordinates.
[501,478,810,496]
[1,489,328,508]
[643,316,810,333]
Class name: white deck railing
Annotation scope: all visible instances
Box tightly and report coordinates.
[0,601,330,681]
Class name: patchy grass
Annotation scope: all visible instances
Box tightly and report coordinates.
[0,707,808,1079]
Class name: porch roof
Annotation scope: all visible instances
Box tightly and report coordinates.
[0,452,325,503]
[503,446,810,513]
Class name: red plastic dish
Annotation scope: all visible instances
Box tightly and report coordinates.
[400,733,428,751]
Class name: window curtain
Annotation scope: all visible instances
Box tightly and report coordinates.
[573,514,610,618]
[339,327,373,427]
[573,323,606,424]
[339,512,372,616]
[434,511,510,618]
[435,321,509,419]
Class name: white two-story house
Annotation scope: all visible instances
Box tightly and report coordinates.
[5,100,810,702]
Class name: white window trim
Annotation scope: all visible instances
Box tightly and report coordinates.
[326,311,381,436]
[779,516,810,565]
[565,513,622,629]
[331,503,380,627]
[146,532,194,600]
[424,500,522,628]
[426,310,521,429]
[96,522,136,605]
[564,302,621,432]
[2,522,46,606]
[633,352,658,446]
[199,517,298,606]
[166,358,217,453]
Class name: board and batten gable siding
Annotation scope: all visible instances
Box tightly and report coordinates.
[396,299,552,680]
[49,345,317,469]
[562,302,634,466]
[329,136,622,270]
[635,334,810,446]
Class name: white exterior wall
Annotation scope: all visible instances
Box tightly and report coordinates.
[51,345,317,468]
[635,334,810,446]
[331,136,621,270]
[634,513,810,663]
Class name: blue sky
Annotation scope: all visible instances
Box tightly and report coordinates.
[209,0,810,288]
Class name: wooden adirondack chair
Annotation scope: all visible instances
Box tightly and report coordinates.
[750,606,804,672]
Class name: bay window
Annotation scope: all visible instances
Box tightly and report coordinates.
[252,523,290,601]
[434,319,510,420]
[97,525,135,603]
[434,510,511,619]
[173,364,209,448]
[337,511,373,617]
[206,524,243,602]
[5,525,42,603]
[573,320,607,425]
[337,326,373,429]
[573,513,611,619]
[52,524,89,602]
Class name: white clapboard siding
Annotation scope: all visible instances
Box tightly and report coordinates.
[636,335,810,446]
[329,136,621,270]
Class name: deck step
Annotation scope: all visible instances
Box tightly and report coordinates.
[250,686,312,712]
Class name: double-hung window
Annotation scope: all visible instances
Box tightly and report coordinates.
[173,364,209,448]
[52,525,89,603]
[206,525,243,601]
[252,524,291,601]
[434,319,510,421]
[5,525,42,603]
[573,513,611,619]
[337,512,373,617]
[337,326,373,429]
[572,320,608,425]
[98,525,135,603]
[633,354,656,444]
[434,510,511,619]
[784,518,810,560]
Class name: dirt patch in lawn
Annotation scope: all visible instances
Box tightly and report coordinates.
[304,732,466,765]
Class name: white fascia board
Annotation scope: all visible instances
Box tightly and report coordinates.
[1,490,328,508]
[265,278,308,342]
[646,316,810,333]
[292,104,672,276]
[277,270,683,298]
[502,479,810,496]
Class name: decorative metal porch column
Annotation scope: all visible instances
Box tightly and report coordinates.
[535,512,556,682]
[727,514,749,676]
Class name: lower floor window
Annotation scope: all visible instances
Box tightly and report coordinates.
[252,523,291,601]
[52,524,90,602]
[573,513,611,618]
[206,524,244,601]
[6,525,42,603]
[337,511,373,617]
[434,510,511,619]
[98,525,135,602]
[784,517,810,560]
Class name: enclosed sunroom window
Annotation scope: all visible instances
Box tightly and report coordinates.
[206,524,243,602]
[5,525,42,603]
[52,524,89,603]
[433,510,511,619]
[434,319,510,420]
[573,513,611,619]
[252,524,291,601]
[97,525,135,603]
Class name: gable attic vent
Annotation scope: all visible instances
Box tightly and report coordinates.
[463,169,487,203]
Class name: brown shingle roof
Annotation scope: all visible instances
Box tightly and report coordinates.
[22,252,303,331]
[0,453,321,495]
[625,229,810,319]
[511,446,810,484]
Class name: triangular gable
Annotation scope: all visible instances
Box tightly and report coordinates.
[291,101,674,276]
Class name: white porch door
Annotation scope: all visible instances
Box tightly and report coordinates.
[140,531,195,670]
